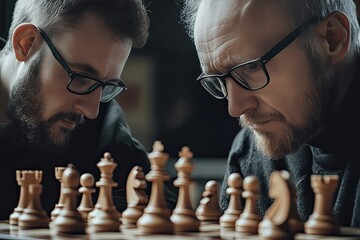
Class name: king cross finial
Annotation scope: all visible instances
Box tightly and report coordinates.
[179,146,193,159]
[152,141,164,152]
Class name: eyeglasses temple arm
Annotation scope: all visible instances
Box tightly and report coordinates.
[37,27,72,74]
[261,16,321,64]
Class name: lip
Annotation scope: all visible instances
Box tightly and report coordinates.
[249,120,272,131]
[60,119,77,130]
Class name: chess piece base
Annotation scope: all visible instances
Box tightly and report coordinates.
[18,209,49,229]
[138,213,173,234]
[171,213,200,232]
[235,213,261,234]
[304,214,340,235]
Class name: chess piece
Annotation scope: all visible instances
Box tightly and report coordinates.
[170,146,200,232]
[235,175,262,234]
[219,172,243,229]
[52,164,86,234]
[137,141,174,234]
[289,182,304,233]
[258,170,294,240]
[122,166,148,228]
[195,180,222,223]
[18,171,50,229]
[88,152,121,232]
[304,175,340,235]
[77,173,96,222]
[51,167,66,221]
[10,170,42,225]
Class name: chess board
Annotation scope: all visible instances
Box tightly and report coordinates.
[1,221,360,240]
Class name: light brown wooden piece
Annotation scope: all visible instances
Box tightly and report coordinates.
[51,164,85,234]
[170,146,200,232]
[195,180,222,223]
[10,170,43,225]
[0,221,360,239]
[50,167,66,221]
[88,152,121,232]
[77,173,96,222]
[219,172,243,229]
[304,175,340,235]
[122,166,148,228]
[235,175,262,234]
[258,170,294,240]
[137,141,174,234]
[18,180,50,229]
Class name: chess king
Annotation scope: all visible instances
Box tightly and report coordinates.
[0,0,177,220]
[181,0,360,228]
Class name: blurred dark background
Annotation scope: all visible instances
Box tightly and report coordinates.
[0,0,239,158]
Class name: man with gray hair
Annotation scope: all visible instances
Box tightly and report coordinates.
[181,0,360,227]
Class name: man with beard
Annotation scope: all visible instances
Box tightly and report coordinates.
[0,0,176,220]
[181,0,360,227]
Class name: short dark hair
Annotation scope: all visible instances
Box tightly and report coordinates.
[3,0,150,52]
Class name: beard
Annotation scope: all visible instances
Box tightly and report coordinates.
[7,52,84,152]
[239,49,333,160]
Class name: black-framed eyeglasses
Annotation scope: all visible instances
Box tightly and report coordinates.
[196,16,321,99]
[37,28,127,102]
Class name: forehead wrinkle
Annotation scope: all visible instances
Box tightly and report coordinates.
[197,32,250,74]
[198,48,234,74]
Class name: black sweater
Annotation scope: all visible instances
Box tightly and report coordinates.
[0,100,176,220]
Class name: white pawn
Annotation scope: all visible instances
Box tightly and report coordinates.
[235,175,262,234]
[219,173,243,229]
[52,164,86,234]
[77,173,95,222]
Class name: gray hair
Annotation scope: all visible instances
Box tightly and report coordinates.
[180,0,360,53]
[2,0,150,53]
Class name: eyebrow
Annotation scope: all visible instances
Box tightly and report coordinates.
[68,62,101,78]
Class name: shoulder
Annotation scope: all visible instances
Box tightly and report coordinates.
[98,100,150,171]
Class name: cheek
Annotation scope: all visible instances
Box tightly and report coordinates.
[262,48,313,125]
[39,58,73,119]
